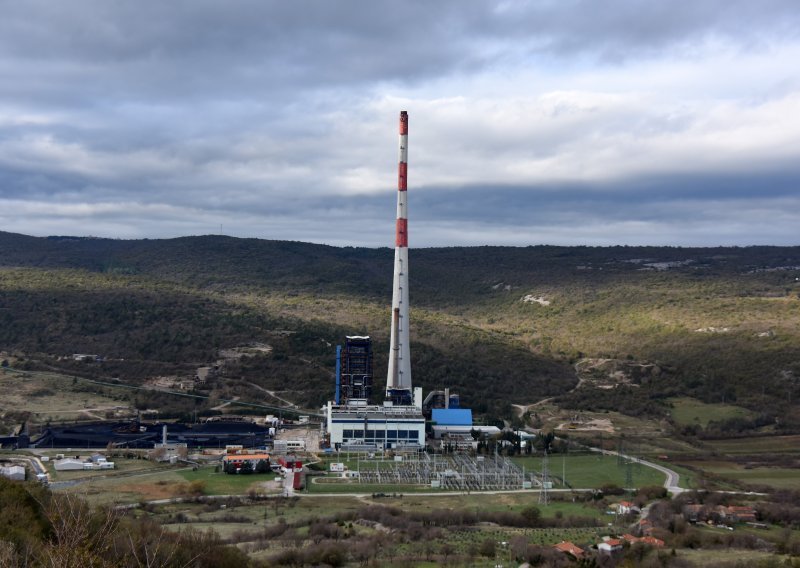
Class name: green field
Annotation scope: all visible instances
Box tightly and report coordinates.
[675,548,792,567]
[44,456,165,481]
[667,397,753,427]
[511,454,666,489]
[704,435,800,455]
[307,478,445,494]
[690,461,800,490]
[392,491,606,519]
[178,466,280,495]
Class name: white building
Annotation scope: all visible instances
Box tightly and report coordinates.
[0,465,25,481]
[273,440,306,453]
[326,399,425,451]
[54,458,85,471]
[83,459,115,470]
[431,424,501,440]
[598,538,623,554]
[54,456,115,471]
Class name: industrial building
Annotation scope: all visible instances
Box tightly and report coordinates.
[326,398,425,450]
[222,453,270,472]
[53,455,115,471]
[335,336,373,404]
[31,419,274,449]
[0,464,25,481]
[429,408,498,439]
[326,112,426,451]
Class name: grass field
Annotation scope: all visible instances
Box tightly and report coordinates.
[667,397,753,427]
[45,456,164,481]
[675,548,790,567]
[689,460,800,490]
[307,478,445,494]
[511,454,666,489]
[60,467,190,505]
[392,491,606,519]
[178,466,281,495]
[704,435,800,455]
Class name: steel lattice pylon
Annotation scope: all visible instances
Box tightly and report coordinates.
[539,449,550,506]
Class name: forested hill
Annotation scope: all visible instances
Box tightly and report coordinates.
[1,231,799,423]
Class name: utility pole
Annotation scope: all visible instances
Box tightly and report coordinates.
[539,449,550,506]
[625,458,633,489]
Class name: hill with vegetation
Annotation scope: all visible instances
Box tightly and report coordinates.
[1,231,799,432]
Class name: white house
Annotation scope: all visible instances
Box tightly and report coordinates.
[598,538,623,554]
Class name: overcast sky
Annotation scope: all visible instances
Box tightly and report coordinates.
[1,1,799,247]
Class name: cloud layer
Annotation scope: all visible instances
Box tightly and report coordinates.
[1,1,799,246]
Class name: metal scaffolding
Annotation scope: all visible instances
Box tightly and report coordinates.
[354,453,538,491]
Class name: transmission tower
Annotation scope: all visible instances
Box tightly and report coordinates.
[625,458,634,488]
[617,436,625,466]
[539,449,550,506]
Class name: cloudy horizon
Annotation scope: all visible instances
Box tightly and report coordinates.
[1,1,799,247]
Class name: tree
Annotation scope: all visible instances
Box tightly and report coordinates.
[479,538,496,558]
[240,460,254,475]
[40,492,121,567]
[521,505,541,527]
[255,459,270,474]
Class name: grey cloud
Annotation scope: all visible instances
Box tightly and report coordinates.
[0,1,798,246]
[2,1,798,106]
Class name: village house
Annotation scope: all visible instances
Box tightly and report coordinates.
[612,500,640,515]
[637,518,655,535]
[683,503,757,524]
[553,541,584,559]
[597,537,623,554]
[622,534,665,548]
[721,505,758,523]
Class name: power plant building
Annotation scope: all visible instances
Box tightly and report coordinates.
[326,398,425,450]
[326,111,425,451]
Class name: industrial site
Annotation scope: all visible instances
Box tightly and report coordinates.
[1,111,798,567]
[2,112,553,493]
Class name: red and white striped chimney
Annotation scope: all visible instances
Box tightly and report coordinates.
[387,111,412,396]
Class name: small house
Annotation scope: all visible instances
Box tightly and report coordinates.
[553,541,584,559]
[598,538,623,554]
[622,534,665,548]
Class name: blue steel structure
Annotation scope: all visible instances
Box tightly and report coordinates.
[335,345,342,404]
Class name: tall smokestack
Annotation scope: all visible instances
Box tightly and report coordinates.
[386,111,412,401]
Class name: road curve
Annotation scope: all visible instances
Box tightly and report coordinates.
[588,447,684,494]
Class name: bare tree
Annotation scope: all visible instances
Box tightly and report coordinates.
[39,493,120,568]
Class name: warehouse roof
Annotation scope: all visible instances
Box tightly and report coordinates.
[431,408,472,426]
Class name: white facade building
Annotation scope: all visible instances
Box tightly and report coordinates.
[54,458,85,471]
[0,465,25,481]
[326,400,425,450]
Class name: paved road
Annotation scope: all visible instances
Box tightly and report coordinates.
[588,447,684,494]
